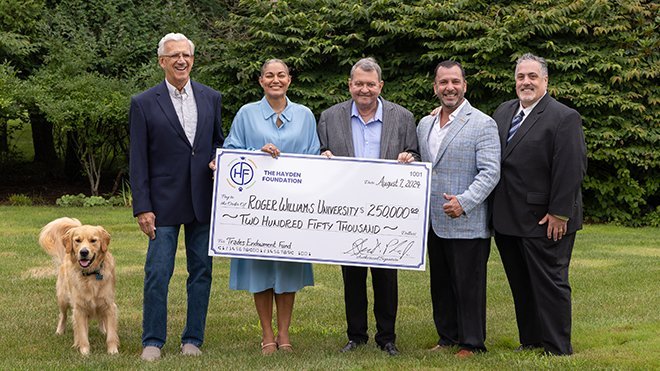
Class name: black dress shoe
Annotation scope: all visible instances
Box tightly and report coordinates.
[379,342,399,356]
[515,344,543,352]
[340,340,364,353]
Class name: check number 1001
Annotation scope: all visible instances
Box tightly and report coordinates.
[367,204,419,219]
[401,170,423,188]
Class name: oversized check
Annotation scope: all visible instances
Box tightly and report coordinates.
[208,149,431,270]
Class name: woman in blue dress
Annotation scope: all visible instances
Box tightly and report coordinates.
[222,59,320,355]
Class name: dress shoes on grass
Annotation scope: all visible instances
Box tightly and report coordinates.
[141,346,161,361]
[379,342,400,356]
[515,344,544,352]
[455,348,475,359]
[340,340,365,353]
[181,343,202,356]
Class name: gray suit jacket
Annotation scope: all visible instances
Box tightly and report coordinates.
[417,100,500,239]
[317,99,420,161]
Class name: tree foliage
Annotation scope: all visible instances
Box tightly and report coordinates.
[0,0,41,157]
[21,0,212,194]
[205,0,659,225]
[0,63,28,158]
[32,70,131,195]
[0,0,43,73]
[1,0,656,224]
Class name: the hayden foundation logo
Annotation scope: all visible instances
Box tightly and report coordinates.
[226,156,257,191]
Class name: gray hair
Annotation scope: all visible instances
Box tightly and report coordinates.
[157,33,195,57]
[515,53,548,77]
[260,58,290,76]
[350,57,382,81]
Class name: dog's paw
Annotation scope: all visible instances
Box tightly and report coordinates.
[107,346,119,355]
[79,347,90,356]
[55,327,65,335]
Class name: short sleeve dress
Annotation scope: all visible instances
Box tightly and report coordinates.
[223,96,320,293]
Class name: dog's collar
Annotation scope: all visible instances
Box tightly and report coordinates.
[82,263,104,280]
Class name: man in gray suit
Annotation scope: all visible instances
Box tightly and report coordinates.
[417,60,500,358]
[317,57,420,356]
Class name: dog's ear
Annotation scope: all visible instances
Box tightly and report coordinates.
[99,227,111,252]
[62,229,74,254]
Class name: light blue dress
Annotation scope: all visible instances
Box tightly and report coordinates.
[224,96,320,293]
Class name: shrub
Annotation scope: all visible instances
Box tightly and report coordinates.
[7,194,33,206]
[204,0,659,225]
[119,179,132,207]
[56,193,87,207]
[56,193,131,207]
[107,195,127,207]
[82,196,108,207]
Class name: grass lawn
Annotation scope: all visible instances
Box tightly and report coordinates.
[1,206,658,370]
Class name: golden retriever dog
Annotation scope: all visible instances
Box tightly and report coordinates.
[39,217,119,355]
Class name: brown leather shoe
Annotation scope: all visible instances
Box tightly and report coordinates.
[455,348,475,359]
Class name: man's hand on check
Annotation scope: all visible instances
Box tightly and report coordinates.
[397,152,415,163]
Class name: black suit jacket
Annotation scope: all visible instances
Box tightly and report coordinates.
[129,80,224,226]
[491,94,587,237]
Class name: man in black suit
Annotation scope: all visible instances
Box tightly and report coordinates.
[130,33,224,361]
[317,57,420,356]
[491,53,587,356]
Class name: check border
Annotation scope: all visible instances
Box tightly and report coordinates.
[209,149,431,270]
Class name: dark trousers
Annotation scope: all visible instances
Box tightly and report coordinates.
[495,232,575,355]
[428,231,490,351]
[341,265,398,346]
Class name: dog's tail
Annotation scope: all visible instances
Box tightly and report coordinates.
[39,217,82,263]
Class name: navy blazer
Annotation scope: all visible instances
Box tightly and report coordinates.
[491,94,587,237]
[129,80,224,226]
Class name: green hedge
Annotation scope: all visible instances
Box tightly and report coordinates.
[199,0,659,225]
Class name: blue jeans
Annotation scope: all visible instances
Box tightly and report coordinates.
[142,221,212,348]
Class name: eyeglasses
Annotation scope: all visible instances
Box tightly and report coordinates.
[162,52,193,60]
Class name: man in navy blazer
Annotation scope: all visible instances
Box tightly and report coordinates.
[129,33,224,361]
[317,57,420,356]
[492,53,586,355]
[417,61,500,358]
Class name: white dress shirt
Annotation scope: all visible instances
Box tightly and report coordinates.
[428,99,468,163]
[166,79,198,145]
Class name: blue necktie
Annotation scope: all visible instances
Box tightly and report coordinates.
[507,111,525,143]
